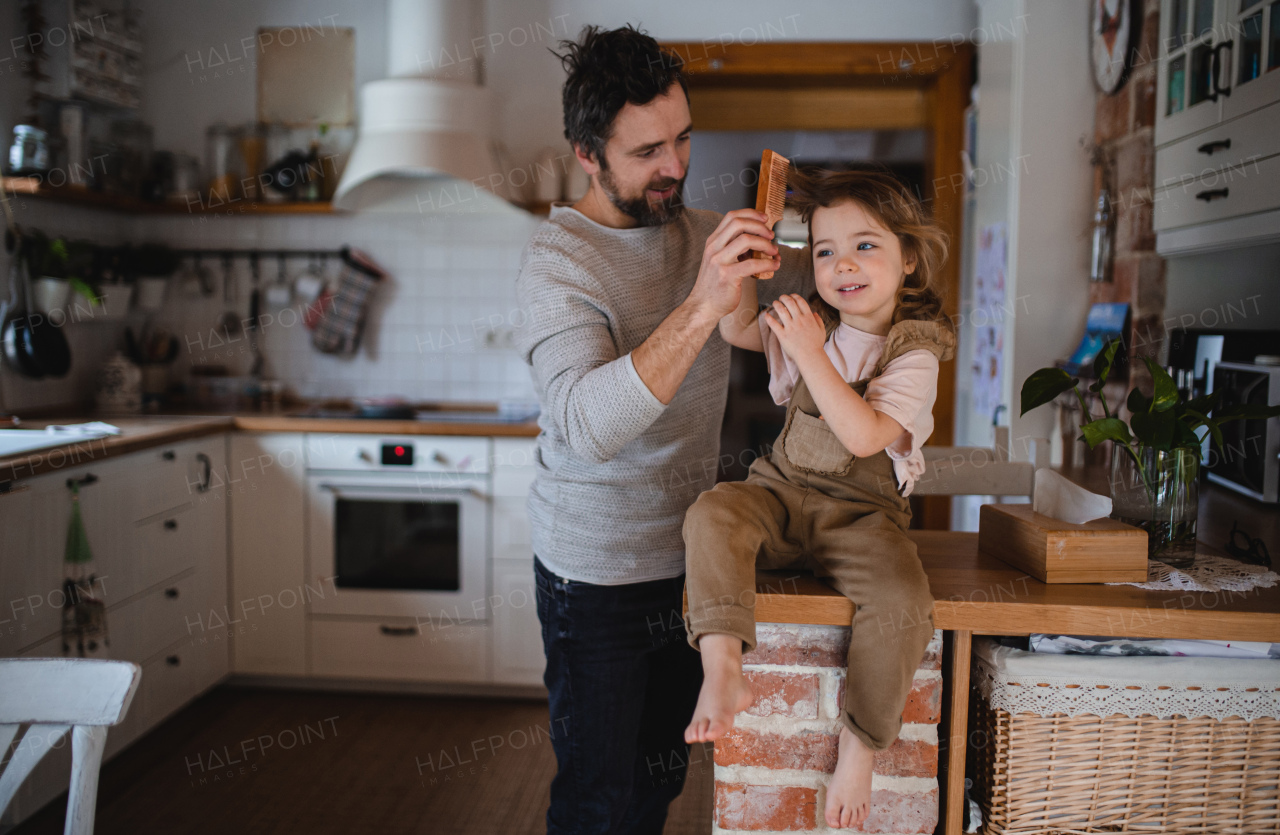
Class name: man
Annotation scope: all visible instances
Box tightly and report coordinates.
[516,24,812,834]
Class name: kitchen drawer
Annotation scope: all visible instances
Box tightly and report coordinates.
[142,634,226,730]
[1153,153,1280,231]
[133,502,201,584]
[108,570,202,666]
[1155,101,1280,189]
[131,437,221,521]
[309,616,490,683]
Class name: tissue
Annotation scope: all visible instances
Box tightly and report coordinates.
[1032,468,1112,525]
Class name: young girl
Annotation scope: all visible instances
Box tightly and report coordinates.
[682,168,955,829]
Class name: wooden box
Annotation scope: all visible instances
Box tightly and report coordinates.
[977,504,1148,583]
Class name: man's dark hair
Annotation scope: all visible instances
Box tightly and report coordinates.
[552,24,687,167]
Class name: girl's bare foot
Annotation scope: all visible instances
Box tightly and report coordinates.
[825,725,875,828]
[684,634,754,743]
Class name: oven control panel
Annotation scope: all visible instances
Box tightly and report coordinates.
[381,443,414,466]
[307,435,491,474]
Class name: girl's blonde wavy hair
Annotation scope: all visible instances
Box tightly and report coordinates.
[787,166,954,339]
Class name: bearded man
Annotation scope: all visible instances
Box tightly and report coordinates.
[515,24,812,835]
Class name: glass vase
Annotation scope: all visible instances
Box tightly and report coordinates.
[1109,445,1199,568]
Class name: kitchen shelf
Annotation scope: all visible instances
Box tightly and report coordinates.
[1,177,338,215]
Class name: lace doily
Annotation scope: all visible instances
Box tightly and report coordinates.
[972,638,1280,721]
[1104,553,1278,592]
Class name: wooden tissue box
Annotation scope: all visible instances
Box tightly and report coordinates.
[977,504,1149,583]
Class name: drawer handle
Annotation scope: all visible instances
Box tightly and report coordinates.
[65,473,98,489]
[166,655,181,666]
[196,453,212,492]
[379,624,419,637]
[162,450,176,461]
[163,519,178,530]
[164,587,179,598]
[1196,138,1231,155]
[1206,40,1233,102]
[1195,187,1230,202]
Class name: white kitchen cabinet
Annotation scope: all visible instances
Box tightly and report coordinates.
[489,438,544,686]
[1,451,138,657]
[228,433,308,676]
[490,559,545,686]
[491,437,536,562]
[0,434,229,830]
[1155,0,1280,254]
[309,616,490,683]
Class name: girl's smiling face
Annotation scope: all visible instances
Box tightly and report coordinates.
[811,200,915,335]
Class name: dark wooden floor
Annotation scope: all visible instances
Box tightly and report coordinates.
[12,685,713,834]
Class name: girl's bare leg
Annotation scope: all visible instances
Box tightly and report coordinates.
[825,725,875,828]
[683,633,754,743]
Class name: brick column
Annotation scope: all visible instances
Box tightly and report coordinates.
[712,624,943,833]
[1093,0,1166,367]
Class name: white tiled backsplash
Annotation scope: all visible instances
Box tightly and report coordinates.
[1,202,544,411]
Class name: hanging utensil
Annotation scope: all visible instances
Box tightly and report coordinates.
[215,252,241,339]
[2,233,43,378]
[3,232,70,378]
[294,253,326,303]
[247,253,264,377]
[266,252,292,307]
[179,253,216,299]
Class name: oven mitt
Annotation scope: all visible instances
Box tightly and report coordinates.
[311,247,385,355]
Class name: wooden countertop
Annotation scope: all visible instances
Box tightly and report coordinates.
[754,530,1280,641]
[0,409,539,483]
[0,415,234,481]
[227,411,540,437]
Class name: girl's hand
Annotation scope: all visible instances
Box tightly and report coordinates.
[764,294,827,364]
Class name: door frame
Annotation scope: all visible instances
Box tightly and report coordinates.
[663,41,974,528]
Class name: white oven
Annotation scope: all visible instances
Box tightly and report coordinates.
[305,435,491,620]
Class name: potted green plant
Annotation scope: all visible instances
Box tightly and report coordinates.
[24,232,96,318]
[1021,339,1280,568]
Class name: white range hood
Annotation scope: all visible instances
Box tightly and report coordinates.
[333,0,521,214]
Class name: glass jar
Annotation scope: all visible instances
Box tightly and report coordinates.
[1110,445,1199,568]
[109,119,153,199]
[205,123,244,204]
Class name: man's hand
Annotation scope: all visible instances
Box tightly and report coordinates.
[686,209,780,320]
[764,293,827,364]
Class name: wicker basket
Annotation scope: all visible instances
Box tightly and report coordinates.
[968,637,1280,835]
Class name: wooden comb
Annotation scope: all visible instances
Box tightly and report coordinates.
[752,149,790,279]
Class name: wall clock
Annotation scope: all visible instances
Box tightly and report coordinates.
[1092,0,1139,93]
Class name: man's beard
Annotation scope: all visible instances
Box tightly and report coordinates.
[597,165,686,227]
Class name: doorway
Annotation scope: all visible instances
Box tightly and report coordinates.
[663,40,974,529]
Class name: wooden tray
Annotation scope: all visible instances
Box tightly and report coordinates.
[977,504,1148,583]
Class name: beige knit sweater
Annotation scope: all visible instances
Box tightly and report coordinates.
[515,203,813,584]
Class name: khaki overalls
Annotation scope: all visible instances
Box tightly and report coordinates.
[683,319,955,752]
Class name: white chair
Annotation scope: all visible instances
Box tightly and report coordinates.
[913,426,1048,498]
[0,658,141,834]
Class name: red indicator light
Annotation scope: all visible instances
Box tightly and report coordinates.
[394,445,405,456]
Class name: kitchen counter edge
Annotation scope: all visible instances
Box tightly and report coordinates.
[0,414,540,482]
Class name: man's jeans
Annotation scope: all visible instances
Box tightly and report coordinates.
[534,555,703,835]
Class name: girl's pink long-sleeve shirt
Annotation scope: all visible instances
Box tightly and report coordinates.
[759,317,939,496]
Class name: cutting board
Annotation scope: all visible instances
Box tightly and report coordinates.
[977,504,1149,583]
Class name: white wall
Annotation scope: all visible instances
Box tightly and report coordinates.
[962,0,1096,457]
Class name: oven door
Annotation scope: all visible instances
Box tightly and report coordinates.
[306,474,490,620]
